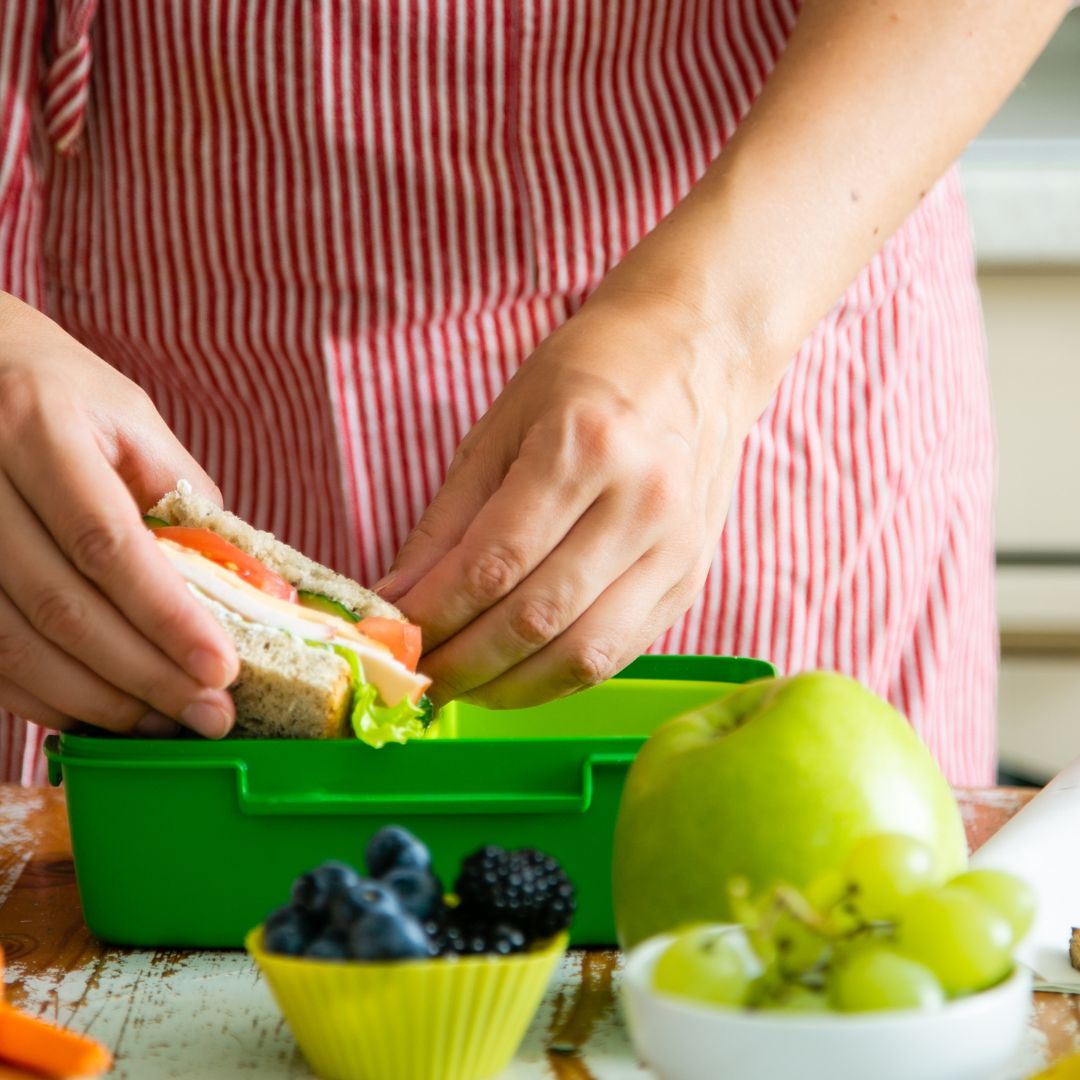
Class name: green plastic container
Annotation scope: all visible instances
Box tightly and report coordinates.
[46,654,774,947]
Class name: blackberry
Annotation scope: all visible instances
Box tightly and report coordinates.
[486,923,528,956]
[454,846,575,942]
[426,913,527,957]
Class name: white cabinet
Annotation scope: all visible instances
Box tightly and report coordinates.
[961,8,1080,783]
[982,271,1080,783]
[982,272,1080,556]
[997,658,1080,783]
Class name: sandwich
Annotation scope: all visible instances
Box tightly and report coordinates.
[144,480,431,746]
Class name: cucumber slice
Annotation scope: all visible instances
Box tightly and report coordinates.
[143,515,170,528]
[296,590,360,623]
[416,694,435,729]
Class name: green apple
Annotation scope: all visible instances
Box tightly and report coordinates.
[612,671,967,949]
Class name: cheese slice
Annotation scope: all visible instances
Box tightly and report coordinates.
[156,537,431,705]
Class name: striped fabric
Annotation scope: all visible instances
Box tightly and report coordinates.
[0,0,996,787]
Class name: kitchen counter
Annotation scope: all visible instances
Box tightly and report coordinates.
[0,785,1077,1079]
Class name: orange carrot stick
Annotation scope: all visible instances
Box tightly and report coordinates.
[0,1003,112,1077]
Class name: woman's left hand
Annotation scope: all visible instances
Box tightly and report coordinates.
[378,289,751,709]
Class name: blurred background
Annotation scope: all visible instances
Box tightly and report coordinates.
[965,8,1080,785]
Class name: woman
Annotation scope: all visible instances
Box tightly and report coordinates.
[0,0,1068,785]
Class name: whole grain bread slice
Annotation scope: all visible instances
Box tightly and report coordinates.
[194,594,353,739]
[148,480,403,622]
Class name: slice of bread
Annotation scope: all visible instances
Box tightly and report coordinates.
[195,595,353,739]
[148,481,403,622]
[148,481,400,740]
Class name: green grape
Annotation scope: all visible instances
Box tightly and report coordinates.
[727,875,767,931]
[828,945,945,1012]
[844,833,938,921]
[948,870,1036,946]
[805,868,849,913]
[897,888,1013,995]
[820,895,863,937]
[653,925,760,1007]
[765,984,831,1013]
[771,910,830,978]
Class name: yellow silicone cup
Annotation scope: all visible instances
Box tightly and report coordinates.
[246,926,568,1080]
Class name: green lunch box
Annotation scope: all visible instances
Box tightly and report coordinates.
[46,654,774,948]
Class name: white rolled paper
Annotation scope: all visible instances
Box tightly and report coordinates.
[971,755,1080,993]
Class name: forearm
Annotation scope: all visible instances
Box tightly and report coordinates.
[593,0,1069,429]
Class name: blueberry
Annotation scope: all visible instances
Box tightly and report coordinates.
[304,930,350,961]
[382,866,443,921]
[348,910,434,960]
[365,826,431,878]
[265,904,299,932]
[291,861,362,917]
[328,878,402,931]
[263,906,313,956]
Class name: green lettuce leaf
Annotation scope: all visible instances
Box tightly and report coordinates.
[302,638,430,748]
[328,645,427,749]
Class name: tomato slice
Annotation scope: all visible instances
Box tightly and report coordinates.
[151,526,298,602]
[357,617,423,671]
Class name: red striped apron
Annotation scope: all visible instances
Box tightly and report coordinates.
[0,0,997,786]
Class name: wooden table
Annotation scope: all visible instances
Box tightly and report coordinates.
[0,786,1077,1079]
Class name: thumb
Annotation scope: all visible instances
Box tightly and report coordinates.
[114,407,225,513]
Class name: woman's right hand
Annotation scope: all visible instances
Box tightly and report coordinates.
[0,292,238,738]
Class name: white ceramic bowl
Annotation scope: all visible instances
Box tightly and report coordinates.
[621,933,1032,1080]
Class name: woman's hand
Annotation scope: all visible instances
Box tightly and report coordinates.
[0,292,238,737]
[380,288,752,709]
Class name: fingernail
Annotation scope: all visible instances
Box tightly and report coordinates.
[185,647,236,689]
[375,573,411,602]
[181,697,233,739]
[135,711,182,737]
